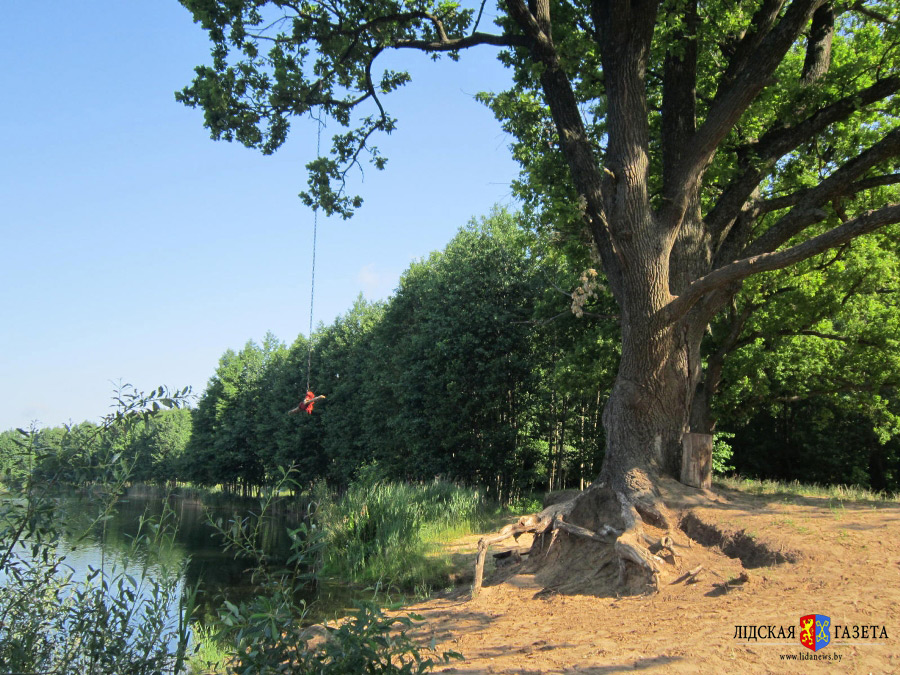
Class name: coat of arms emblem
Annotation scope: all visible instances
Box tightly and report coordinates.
[800,614,831,652]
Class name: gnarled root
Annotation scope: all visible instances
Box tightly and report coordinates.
[614,529,664,592]
[472,514,552,595]
[614,489,672,593]
[472,482,676,598]
[471,488,624,598]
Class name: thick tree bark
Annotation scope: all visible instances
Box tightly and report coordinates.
[600,319,692,488]
[801,2,834,84]
[587,1,703,518]
[478,0,900,595]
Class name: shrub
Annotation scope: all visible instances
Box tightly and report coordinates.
[203,467,462,673]
[0,386,194,675]
[713,431,736,475]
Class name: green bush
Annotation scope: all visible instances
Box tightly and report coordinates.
[202,467,461,674]
[0,386,194,675]
[713,431,736,475]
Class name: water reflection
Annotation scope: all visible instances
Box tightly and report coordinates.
[58,486,310,621]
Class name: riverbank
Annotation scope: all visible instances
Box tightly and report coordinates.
[185,478,900,673]
[398,481,900,674]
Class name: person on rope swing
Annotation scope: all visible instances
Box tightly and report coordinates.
[287,390,326,415]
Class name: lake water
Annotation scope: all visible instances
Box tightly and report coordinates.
[28,486,352,624]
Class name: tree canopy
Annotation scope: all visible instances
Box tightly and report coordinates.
[179,0,900,587]
[178,0,900,249]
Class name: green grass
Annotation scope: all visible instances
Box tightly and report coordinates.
[186,623,230,675]
[716,475,900,503]
[314,478,480,591]
[313,469,525,594]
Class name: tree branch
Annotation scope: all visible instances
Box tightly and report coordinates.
[512,310,572,325]
[662,0,825,228]
[393,31,528,51]
[851,1,897,25]
[718,0,786,89]
[744,128,900,257]
[664,204,900,323]
[770,381,899,403]
[739,327,879,347]
[661,0,698,201]
[706,75,900,248]
[757,174,900,215]
[800,2,834,84]
[503,0,625,301]
[783,330,878,345]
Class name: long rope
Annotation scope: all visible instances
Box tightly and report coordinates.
[306,118,323,392]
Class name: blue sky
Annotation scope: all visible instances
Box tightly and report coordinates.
[0,2,521,431]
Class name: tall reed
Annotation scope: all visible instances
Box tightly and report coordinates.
[314,465,486,590]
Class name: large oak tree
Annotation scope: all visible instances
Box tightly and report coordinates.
[179,0,900,587]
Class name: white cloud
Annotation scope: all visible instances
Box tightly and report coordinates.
[357,263,398,300]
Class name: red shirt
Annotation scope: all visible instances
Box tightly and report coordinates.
[301,390,316,414]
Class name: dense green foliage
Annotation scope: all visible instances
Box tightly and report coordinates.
[175,211,614,498]
[729,399,900,491]
[4,212,900,495]
[0,387,194,675]
[174,0,900,495]
[173,211,900,494]
[710,225,900,489]
[0,407,194,489]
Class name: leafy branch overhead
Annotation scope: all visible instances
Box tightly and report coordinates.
[181,0,900,309]
[177,0,523,217]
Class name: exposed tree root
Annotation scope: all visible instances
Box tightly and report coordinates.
[612,490,667,592]
[614,530,663,591]
[471,482,679,598]
[472,515,549,594]
[671,564,704,585]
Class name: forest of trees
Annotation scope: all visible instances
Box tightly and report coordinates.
[0,408,194,491]
[171,210,615,499]
[3,210,898,497]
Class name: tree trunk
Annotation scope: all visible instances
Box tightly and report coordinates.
[598,311,703,523]
[496,311,708,594]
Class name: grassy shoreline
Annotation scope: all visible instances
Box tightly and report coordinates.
[715,475,900,502]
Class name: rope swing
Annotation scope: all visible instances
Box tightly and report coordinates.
[288,118,327,416]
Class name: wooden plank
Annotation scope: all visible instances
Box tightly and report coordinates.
[681,432,713,489]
